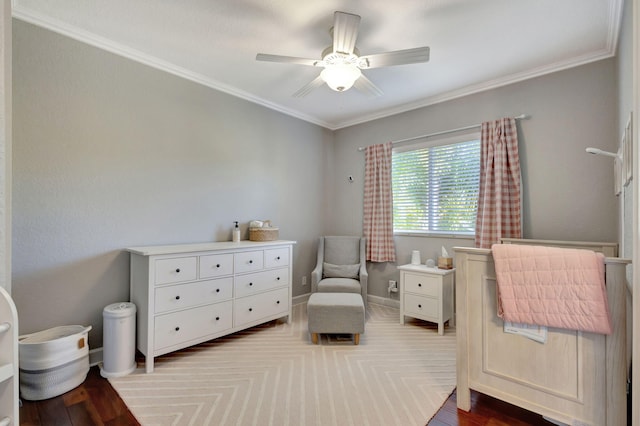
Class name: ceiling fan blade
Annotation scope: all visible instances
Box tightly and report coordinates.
[359,47,430,69]
[353,74,383,97]
[332,11,360,54]
[292,75,325,98]
[256,53,321,67]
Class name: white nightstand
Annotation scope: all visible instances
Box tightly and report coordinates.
[397,264,455,335]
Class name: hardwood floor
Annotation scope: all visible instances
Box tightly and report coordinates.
[19,366,557,426]
[428,389,556,426]
[19,367,139,426]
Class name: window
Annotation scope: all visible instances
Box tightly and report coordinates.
[392,132,481,236]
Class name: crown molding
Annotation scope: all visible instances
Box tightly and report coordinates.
[332,48,616,130]
[11,5,333,129]
[13,0,623,132]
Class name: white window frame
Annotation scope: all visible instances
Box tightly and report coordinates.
[392,130,481,238]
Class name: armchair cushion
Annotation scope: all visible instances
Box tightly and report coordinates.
[317,278,362,294]
[322,262,360,279]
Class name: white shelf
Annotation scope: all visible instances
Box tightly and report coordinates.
[0,287,18,425]
[0,363,12,383]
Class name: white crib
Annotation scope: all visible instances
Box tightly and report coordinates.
[454,239,628,426]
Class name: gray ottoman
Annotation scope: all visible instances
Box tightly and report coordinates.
[307,292,365,345]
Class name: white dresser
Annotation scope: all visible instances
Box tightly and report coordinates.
[397,264,455,335]
[127,240,295,373]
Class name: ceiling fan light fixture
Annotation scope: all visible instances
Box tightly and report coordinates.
[320,64,362,92]
[256,11,429,97]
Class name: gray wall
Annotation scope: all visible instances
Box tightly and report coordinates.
[13,19,621,348]
[332,59,619,300]
[12,20,330,347]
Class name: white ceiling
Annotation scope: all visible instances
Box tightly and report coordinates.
[12,0,623,130]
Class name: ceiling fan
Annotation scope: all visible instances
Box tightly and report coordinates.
[256,11,430,97]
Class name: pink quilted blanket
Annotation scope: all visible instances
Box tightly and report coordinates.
[492,244,612,335]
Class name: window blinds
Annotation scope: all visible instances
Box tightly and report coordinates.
[392,139,480,234]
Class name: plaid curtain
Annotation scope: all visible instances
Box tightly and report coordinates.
[363,142,396,262]
[475,118,522,248]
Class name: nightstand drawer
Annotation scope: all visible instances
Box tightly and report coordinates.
[155,277,233,314]
[404,293,439,318]
[155,257,197,285]
[404,273,440,297]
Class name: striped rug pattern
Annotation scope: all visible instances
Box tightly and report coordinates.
[108,302,456,426]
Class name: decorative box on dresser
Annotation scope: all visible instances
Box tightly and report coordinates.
[127,240,295,373]
[397,264,455,335]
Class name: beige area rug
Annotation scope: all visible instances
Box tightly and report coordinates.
[108,302,456,426]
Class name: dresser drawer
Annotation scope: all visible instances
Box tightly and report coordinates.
[234,287,289,327]
[199,253,234,278]
[154,277,233,314]
[234,268,289,298]
[234,250,264,274]
[155,257,197,285]
[404,273,440,297]
[264,247,290,268]
[154,301,233,350]
[404,293,439,319]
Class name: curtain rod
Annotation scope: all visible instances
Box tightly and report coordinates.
[357,114,529,152]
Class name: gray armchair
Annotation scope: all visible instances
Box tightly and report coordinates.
[311,236,368,309]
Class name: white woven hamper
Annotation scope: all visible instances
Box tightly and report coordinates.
[19,325,92,401]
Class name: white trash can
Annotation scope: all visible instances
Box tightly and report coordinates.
[100,302,137,378]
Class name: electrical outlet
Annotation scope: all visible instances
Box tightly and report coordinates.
[302,276,307,286]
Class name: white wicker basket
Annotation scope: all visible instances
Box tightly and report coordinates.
[19,325,91,401]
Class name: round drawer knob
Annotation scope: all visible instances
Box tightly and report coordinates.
[216,288,220,293]
[249,308,253,312]
[276,300,280,304]
[249,260,253,264]
[175,295,180,300]
[249,282,253,286]
[176,268,181,273]
[418,304,422,308]
[216,264,221,268]
[276,277,280,281]
[276,256,281,260]
[175,326,180,331]
[215,316,220,321]
[418,283,422,287]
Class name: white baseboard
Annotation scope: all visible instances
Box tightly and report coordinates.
[367,294,400,308]
[89,347,103,367]
[293,293,311,305]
